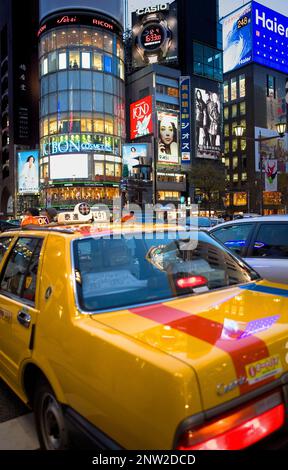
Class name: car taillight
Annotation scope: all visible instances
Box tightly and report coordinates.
[176,276,208,289]
[176,392,284,450]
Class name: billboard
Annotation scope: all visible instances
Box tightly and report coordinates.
[195,88,221,159]
[18,150,39,194]
[130,96,153,140]
[157,111,179,165]
[264,160,278,192]
[254,127,288,173]
[132,2,178,69]
[223,3,252,74]
[122,144,148,177]
[50,154,88,180]
[253,2,288,75]
[179,76,191,164]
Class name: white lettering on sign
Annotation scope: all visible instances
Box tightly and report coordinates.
[57,16,77,24]
[136,4,169,15]
[255,8,288,38]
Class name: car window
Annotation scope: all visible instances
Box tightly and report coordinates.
[73,232,258,312]
[252,223,288,258]
[0,237,13,264]
[0,237,43,303]
[211,223,255,256]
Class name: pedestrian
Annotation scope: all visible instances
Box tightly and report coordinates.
[41,207,58,223]
[21,207,40,227]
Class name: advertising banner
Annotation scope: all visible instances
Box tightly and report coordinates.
[18,150,39,194]
[264,159,278,192]
[130,96,153,140]
[157,111,179,165]
[195,88,221,159]
[122,144,148,177]
[50,153,88,180]
[254,127,288,172]
[223,3,252,74]
[179,76,191,164]
[253,2,288,75]
[132,2,178,69]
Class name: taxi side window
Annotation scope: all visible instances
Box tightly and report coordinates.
[211,224,255,256]
[0,238,43,303]
[0,237,13,264]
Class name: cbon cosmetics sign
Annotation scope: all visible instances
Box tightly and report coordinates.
[130,96,153,140]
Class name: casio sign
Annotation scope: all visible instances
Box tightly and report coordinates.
[136,3,169,16]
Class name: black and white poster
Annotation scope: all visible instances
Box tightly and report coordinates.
[195,88,221,159]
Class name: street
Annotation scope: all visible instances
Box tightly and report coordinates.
[0,379,39,450]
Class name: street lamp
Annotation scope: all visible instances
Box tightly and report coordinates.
[234,122,287,215]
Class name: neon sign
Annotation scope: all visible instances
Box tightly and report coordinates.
[42,140,113,156]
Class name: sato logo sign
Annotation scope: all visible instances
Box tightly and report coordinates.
[130,96,153,140]
[179,76,191,164]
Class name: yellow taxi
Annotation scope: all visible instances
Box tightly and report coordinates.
[0,219,288,450]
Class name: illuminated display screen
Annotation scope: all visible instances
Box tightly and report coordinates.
[253,1,288,74]
[50,153,88,180]
[141,24,165,50]
[223,2,288,74]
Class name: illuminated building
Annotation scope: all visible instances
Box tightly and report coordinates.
[38,0,125,209]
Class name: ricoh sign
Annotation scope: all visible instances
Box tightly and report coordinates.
[223,1,288,74]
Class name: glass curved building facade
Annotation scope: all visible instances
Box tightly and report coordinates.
[38,11,125,207]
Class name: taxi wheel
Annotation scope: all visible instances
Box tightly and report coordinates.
[34,380,70,450]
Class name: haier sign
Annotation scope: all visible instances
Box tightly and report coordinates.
[253,2,288,74]
[223,2,288,74]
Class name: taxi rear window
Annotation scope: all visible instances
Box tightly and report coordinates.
[73,232,259,312]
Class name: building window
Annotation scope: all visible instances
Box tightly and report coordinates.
[93,52,103,71]
[239,75,246,98]
[94,162,104,176]
[240,140,247,151]
[233,157,238,170]
[233,173,239,182]
[224,106,229,120]
[43,58,48,75]
[224,140,230,154]
[224,81,229,102]
[58,52,67,70]
[232,139,238,152]
[231,77,237,100]
[224,124,229,137]
[240,101,246,115]
[193,42,223,81]
[231,104,237,118]
[104,55,112,73]
[241,172,248,181]
[156,84,179,97]
[267,75,276,98]
[69,51,80,69]
[81,52,91,69]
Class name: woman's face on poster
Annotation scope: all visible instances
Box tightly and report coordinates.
[160,120,174,145]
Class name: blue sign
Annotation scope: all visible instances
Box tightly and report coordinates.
[253,2,288,75]
[179,76,191,164]
[223,4,252,74]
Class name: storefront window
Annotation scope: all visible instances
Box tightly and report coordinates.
[95,162,104,176]
[104,34,113,53]
[115,164,121,177]
[233,192,247,206]
[81,30,92,46]
[92,31,103,49]
[106,163,115,176]
[56,30,67,49]
[69,51,80,69]
[93,52,103,71]
[68,29,80,47]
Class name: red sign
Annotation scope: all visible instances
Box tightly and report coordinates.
[130,96,153,140]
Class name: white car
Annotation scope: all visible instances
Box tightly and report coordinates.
[209,215,288,284]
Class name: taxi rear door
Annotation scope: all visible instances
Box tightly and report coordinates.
[0,235,45,392]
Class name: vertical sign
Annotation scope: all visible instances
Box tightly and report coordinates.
[180,76,191,164]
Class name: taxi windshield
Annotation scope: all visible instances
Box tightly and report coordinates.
[73,231,259,312]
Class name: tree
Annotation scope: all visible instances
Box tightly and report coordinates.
[189,161,226,216]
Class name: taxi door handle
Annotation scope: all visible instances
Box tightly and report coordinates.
[17,310,31,329]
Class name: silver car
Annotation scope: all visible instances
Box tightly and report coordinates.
[209,215,288,284]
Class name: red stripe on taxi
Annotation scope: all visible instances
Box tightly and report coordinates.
[130,304,272,395]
